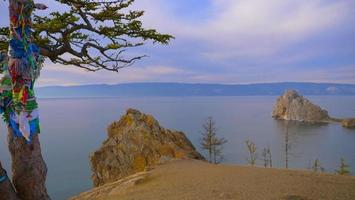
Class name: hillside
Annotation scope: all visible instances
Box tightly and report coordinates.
[36,82,355,98]
[71,159,355,200]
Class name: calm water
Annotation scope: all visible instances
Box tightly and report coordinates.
[0,96,355,199]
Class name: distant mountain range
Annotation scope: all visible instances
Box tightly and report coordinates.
[35,82,355,98]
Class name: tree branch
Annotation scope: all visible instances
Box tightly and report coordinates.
[1,0,174,72]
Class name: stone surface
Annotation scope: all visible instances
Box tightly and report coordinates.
[90,108,204,187]
[342,118,355,128]
[272,90,330,123]
[8,128,50,200]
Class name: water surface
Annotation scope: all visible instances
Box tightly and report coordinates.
[0,96,354,199]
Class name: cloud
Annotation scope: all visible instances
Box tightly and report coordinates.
[180,64,355,84]
[2,0,355,85]
[135,0,354,58]
[27,60,355,86]
[37,63,190,86]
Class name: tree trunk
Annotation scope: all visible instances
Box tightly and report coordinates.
[8,127,50,200]
[5,0,50,199]
[0,160,19,200]
[285,122,289,169]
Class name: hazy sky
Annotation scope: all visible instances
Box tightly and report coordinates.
[1,0,355,86]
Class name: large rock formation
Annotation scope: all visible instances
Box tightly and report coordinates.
[90,108,204,187]
[272,90,330,123]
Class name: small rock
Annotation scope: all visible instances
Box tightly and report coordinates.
[341,118,355,129]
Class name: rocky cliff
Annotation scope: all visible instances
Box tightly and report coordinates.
[272,90,330,123]
[90,108,204,187]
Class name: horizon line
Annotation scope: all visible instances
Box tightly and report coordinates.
[37,81,355,88]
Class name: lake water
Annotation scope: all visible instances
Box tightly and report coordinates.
[0,96,355,199]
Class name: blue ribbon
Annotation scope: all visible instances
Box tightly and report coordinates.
[0,172,7,183]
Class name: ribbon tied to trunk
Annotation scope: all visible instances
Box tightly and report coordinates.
[0,0,47,143]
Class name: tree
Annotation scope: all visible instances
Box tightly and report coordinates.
[285,122,290,169]
[212,135,228,164]
[261,146,272,168]
[245,140,257,166]
[200,117,228,164]
[0,0,173,72]
[0,0,173,199]
[311,159,325,173]
[267,147,272,168]
[336,158,351,175]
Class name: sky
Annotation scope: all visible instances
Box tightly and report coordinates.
[0,0,355,86]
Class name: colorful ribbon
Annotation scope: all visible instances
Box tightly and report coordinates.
[0,171,7,183]
[0,0,43,143]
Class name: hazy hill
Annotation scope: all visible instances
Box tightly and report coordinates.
[36,82,355,98]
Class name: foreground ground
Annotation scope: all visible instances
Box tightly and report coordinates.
[72,159,355,200]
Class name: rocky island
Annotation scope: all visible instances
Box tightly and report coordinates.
[273,90,355,128]
[272,90,330,123]
[71,108,355,200]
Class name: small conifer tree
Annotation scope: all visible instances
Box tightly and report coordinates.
[336,158,351,175]
[200,117,227,164]
[312,159,325,173]
[246,140,257,166]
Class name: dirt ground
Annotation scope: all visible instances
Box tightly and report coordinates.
[74,159,355,200]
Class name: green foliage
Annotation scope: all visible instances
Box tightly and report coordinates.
[1,0,174,71]
[336,158,351,175]
[0,27,9,51]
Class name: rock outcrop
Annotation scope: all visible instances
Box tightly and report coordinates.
[342,119,355,129]
[90,108,204,187]
[272,90,330,123]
